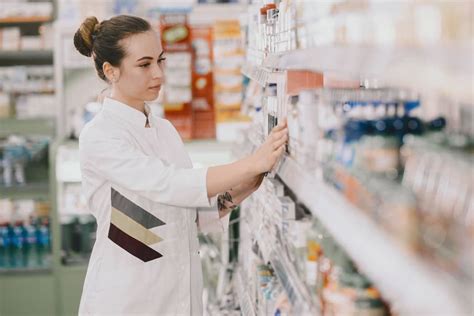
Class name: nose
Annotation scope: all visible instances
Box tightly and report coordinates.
[152,62,164,81]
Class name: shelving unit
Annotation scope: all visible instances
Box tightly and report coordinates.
[240,129,470,315]
[0,266,52,274]
[0,182,50,200]
[277,155,468,315]
[249,43,473,103]
[234,267,256,316]
[235,2,473,314]
[0,3,58,314]
[0,17,51,25]
[251,215,319,315]
[0,50,54,67]
[0,118,55,138]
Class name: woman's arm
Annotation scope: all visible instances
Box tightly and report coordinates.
[216,173,264,218]
[79,120,287,208]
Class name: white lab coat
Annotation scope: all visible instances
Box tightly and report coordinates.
[78,97,229,315]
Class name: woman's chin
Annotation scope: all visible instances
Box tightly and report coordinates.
[144,90,160,102]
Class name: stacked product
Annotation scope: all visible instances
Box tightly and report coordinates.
[0,199,51,270]
[160,12,194,140]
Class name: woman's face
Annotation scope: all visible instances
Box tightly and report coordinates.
[114,30,165,104]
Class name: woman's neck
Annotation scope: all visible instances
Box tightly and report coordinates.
[109,88,146,115]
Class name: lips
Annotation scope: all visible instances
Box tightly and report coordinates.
[149,84,161,90]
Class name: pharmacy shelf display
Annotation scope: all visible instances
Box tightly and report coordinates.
[232,1,473,316]
[234,266,257,316]
[0,2,60,315]
[244,127,468,314]
[246,44,473,105]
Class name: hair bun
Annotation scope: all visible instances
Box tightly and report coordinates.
[74,16,100,57]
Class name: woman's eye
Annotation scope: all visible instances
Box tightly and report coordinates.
[140,63,150,68]
[158,58,166,64]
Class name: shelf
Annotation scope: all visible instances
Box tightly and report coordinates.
[6,89,55,95]
[0,50,53,66]
[234,267,256,316]
[0,182,50,200]
[268,244,319,315]
[251,191,320,315]
[274,155,470,316]
[238,129,469,314]
[261,44,473,103]
[0,16,51,25]
[60,260,90,270]
[0,118,55,137]
[0,266,52,275]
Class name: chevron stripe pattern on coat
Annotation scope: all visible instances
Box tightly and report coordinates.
[108,188,165,262]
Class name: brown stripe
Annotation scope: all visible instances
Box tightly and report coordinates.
[108,223,163,262]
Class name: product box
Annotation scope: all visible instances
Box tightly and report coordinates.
[213,20,251,141]
[15,94,56,119]
[267,178,285,197]
[0,27,21,50]
[286,70,324,96]
[278,196,296,220]
[160,13,194,140]
[0,93,11,118]
[21,35,42,50]
[39,23,54,49]
[191,25,215,139]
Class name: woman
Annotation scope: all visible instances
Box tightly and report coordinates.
[74,15,287,315]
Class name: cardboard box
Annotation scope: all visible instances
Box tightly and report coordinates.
[191,26,215,139]
[161,13,194,139]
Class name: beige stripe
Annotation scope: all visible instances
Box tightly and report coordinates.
[111,207,163,245]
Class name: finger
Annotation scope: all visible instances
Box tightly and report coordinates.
[272,119,287,132]
[272,133,288,150]
[274,144,286,157]
[272,128,288,140]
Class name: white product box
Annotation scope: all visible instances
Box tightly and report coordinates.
[21,36,42,50]
[278,196,296,220]
[1,27,21,50]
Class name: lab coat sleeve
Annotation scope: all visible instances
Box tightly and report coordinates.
[79,134,213,208]
[196,196,231,234]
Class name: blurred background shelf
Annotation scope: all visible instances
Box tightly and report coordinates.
[0,50,54,66]
[276,155,470,316]
[0,16,52,26]
[0,118,55,138]
[0,182,50,200]
[0,267,52,275]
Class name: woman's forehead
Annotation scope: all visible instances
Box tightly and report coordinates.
[123,30,162,60]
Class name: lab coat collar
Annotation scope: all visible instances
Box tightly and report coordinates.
[102,97,152,128]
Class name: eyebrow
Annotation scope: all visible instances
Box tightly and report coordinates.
[136,51,165,62]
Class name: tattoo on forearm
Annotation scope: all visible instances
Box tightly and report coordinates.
[218,191,238,212]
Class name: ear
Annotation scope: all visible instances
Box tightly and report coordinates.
[103,62,120,83]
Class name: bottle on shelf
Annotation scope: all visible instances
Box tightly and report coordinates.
[0,224,9,268]
[35,217,50,267]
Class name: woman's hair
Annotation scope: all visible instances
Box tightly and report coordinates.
[73,15,151,81]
